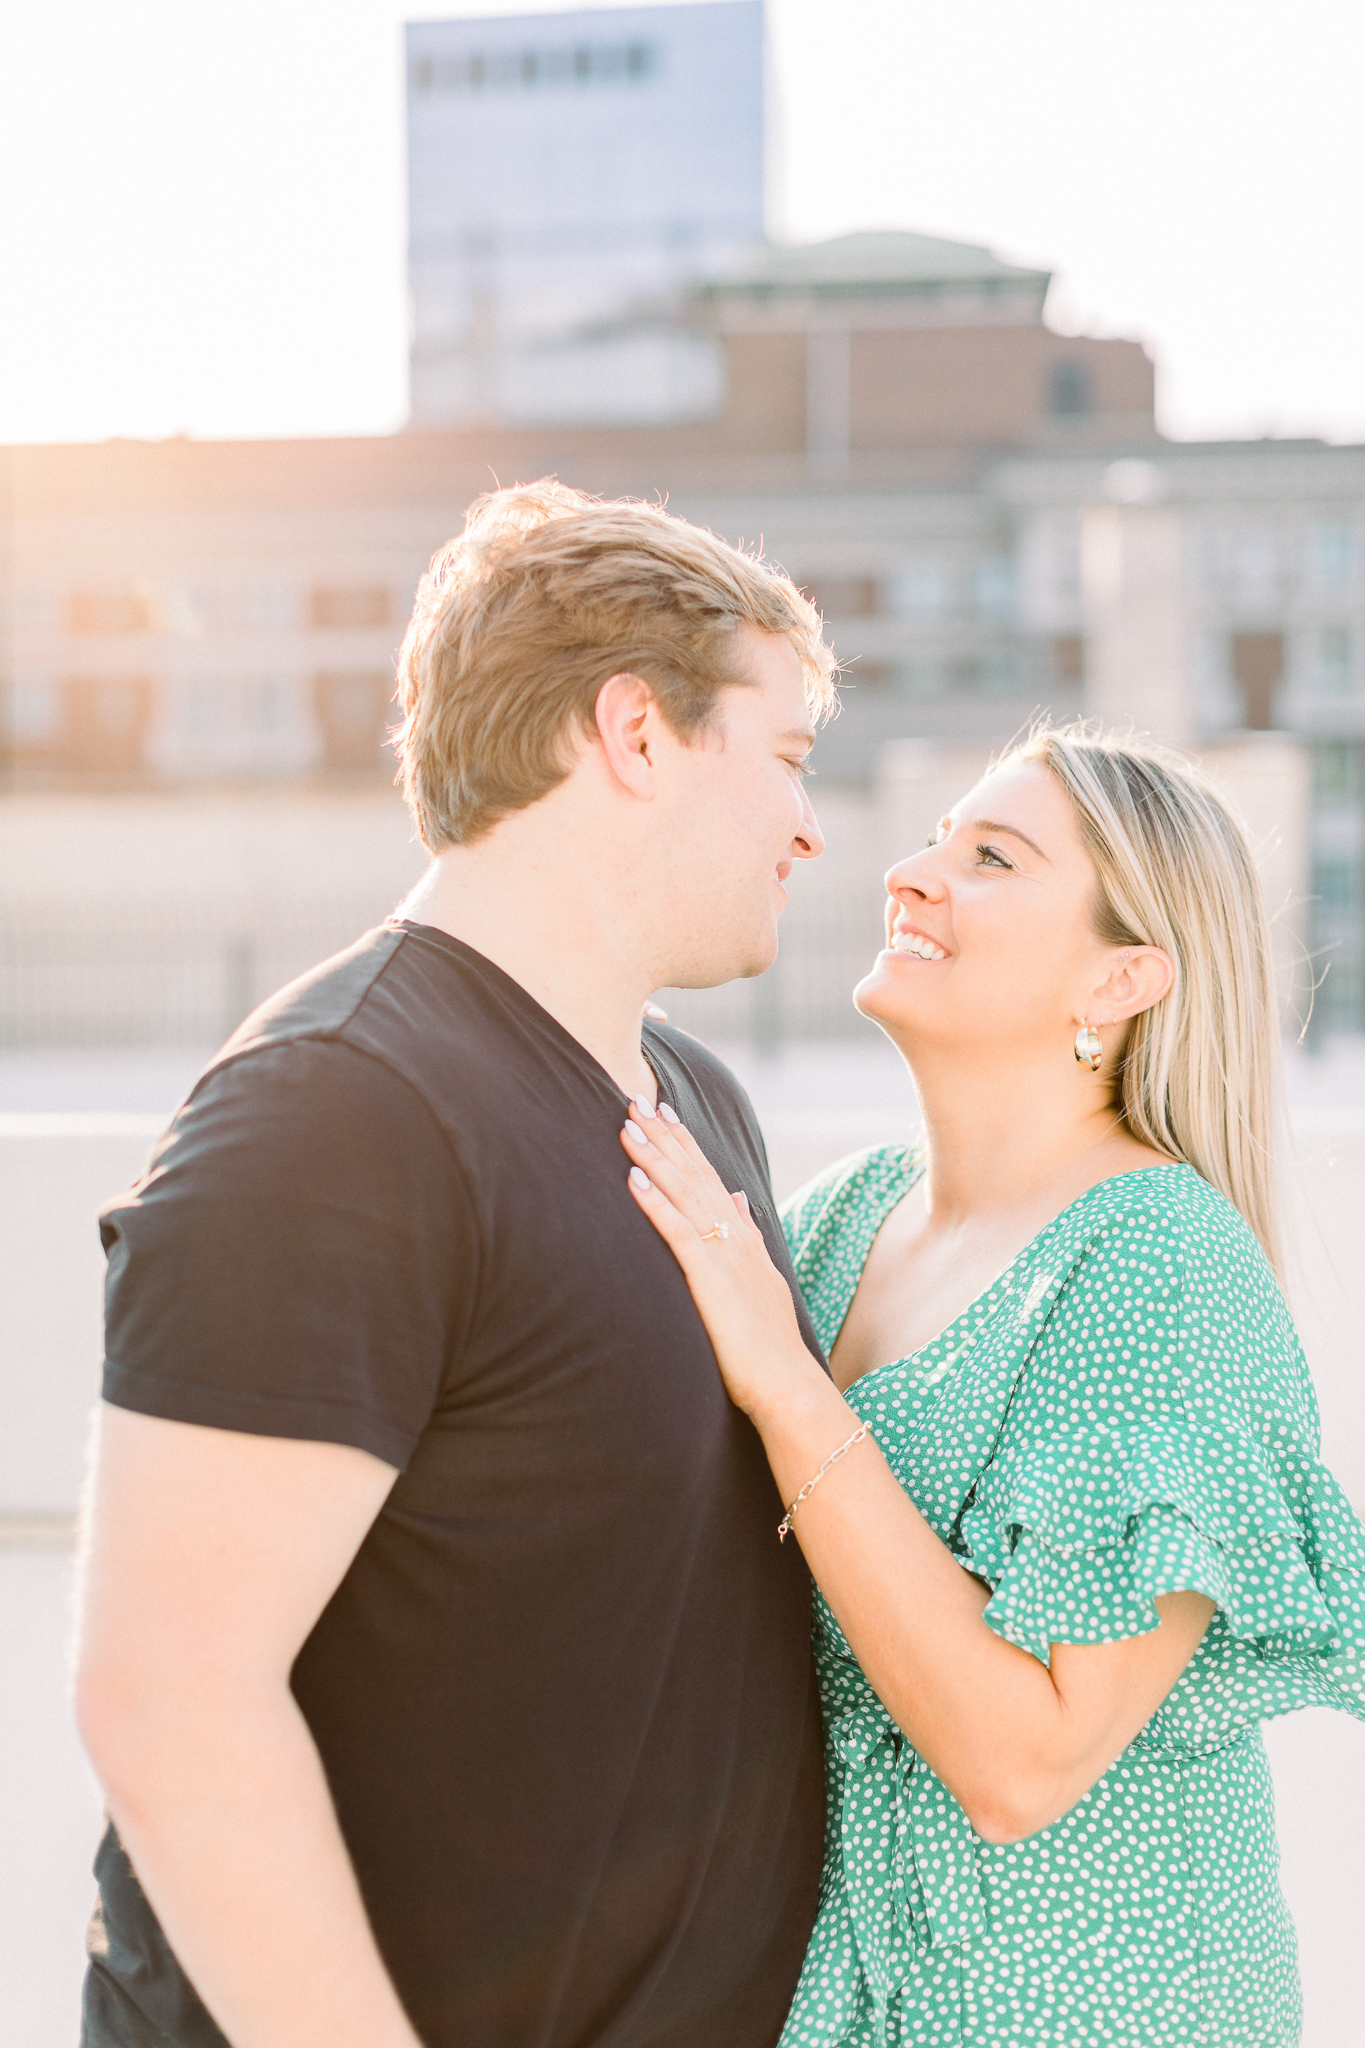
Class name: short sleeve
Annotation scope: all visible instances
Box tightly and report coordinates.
[957,1190,1365,1739]
[100,1038,479,1469]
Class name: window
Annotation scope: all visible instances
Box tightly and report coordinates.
[411,39,655,94]
[838,661,892,696]
[253,676,292,732]
[1309,523,1357,587]
[1318,626,1355,696]
[5,678,61,747]
[313,672,395,772]
[69,589,154,635]
[893,657,948,698]
[1313,741,1358,802]
[1230,631,1284,730]
[310,587,392,631]
[250,585,300,630]
[1317,857,1358,911]
[1047,361,1091,417]
[62,676,154,774]
[976,647,1023,696]
[802,577,878,620]
[191,584,300,632]
[886,560,952,622]
[972,555,1016,622]
[182,680,221,738]
[1231,534,1280,609]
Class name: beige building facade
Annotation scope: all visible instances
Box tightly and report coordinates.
[2,233,1363,1041]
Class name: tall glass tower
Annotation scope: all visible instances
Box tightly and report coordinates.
[405,2,764,427]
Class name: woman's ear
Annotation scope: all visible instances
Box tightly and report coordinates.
[1087,946,1174,1025]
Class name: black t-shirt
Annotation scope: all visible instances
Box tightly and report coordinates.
[85,922,826,2048]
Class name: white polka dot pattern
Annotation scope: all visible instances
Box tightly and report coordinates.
[776,1148,1365,2047]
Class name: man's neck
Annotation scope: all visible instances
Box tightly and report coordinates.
[398,821,660,1104]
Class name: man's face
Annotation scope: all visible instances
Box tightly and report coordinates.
[652,626,825,988]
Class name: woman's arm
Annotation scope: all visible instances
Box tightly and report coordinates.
[621,1108,1214,1843]
[742,1368,1211,1841]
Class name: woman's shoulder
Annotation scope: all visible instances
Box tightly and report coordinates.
[779,1141,919,1273]
[1039,1161,1314,1435]
[1063,1161,1280,1302]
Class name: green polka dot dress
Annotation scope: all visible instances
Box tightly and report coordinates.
[778,1148,1365,2048]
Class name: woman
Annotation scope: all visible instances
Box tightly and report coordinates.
[620,725,1365,2046]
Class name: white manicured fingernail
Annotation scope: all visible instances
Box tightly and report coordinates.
[643,1001,668,1020]
[735,1190,750,1214]
[658,1103,682,1125]
[623,1119,646,1143]
[629,1166,651,1189]
[633,1094,657,1118]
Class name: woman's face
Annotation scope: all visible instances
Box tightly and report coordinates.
[855,761,1127,1060]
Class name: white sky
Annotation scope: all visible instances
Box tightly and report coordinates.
[1,0,1362,447]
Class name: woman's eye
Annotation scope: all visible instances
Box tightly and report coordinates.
[976,842,1013,870]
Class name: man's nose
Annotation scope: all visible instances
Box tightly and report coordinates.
[793,789,825,862]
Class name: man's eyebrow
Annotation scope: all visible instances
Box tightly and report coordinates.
[973,818,1051,862]
[778,727,818,748]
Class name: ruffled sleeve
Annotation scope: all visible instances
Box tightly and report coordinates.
[955,1173,1365,1747]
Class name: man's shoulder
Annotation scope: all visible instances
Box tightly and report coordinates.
[209,922,410,1071]
[130,926,455,1196]
[193,920,480,1122]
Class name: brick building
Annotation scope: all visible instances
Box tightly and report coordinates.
[2,230,1364,1031]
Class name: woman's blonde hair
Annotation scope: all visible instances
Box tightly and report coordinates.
[1001,721,1284,1273]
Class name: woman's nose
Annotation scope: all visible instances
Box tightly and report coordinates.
[884,850,944,899]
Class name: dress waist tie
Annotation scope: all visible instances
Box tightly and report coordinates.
[830,1692,987,2023]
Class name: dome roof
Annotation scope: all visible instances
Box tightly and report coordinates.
[702,229,1051,300]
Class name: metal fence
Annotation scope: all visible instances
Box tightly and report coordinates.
[0,902,396,1051]
[0,892,889,1054]
[655,894,888,1052]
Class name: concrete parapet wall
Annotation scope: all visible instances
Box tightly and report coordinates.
[2,1082,1362,2048]
[4,1102,1362,1522]
[0,1119,160,1515]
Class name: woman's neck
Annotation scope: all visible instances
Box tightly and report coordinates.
[903,1038,1149,1232]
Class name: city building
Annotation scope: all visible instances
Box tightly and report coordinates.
[406,1,764,426]
[0,228,1160,790]
[2,228,1363,1037]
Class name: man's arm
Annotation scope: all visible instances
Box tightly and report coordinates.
[75,1404,423,2048]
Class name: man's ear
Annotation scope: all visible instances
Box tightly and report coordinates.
[594,671,660,798]
[1085,945,1174,1026]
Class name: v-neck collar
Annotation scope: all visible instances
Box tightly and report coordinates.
[826,1150,1192,1399]
[391,918,666,1110]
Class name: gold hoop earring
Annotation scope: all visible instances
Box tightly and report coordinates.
[1074,1020,1102,1072]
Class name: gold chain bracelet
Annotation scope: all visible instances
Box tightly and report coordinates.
[777,1423,870,1542]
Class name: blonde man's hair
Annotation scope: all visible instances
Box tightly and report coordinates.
[1002,721,1284,1274]
[394,478,838,849]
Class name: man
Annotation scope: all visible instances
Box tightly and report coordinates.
[76,480,838,2048]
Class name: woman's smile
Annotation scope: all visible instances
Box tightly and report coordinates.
[885,927,948,961]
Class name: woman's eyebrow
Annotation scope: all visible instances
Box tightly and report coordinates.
[973,818,1050,862]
